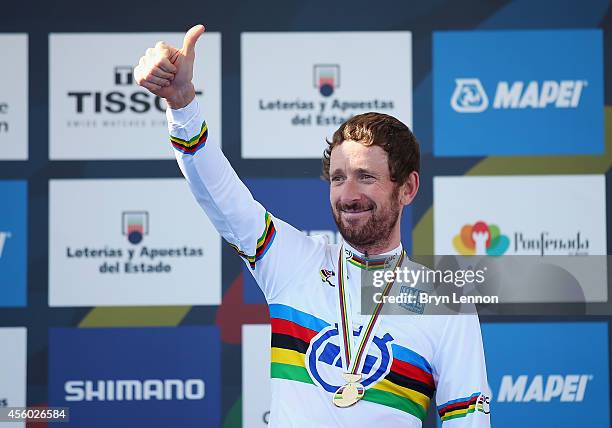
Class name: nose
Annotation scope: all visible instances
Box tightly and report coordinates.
[339,177,362,203]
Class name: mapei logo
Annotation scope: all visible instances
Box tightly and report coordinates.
[122,211,148,245]
[64,379,206,401]
[305,325,393,393]
[0,231,11,258]
[451,79,489,112]
[498,374,593,403]
[451,78,587,113]
[453,221,509,256]
[313,64,340,97]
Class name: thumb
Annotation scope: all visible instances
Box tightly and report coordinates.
[182,24,205,56]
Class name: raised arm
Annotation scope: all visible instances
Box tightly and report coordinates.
[133,26,321,301]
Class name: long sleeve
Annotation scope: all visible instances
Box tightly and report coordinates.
[433,313,492,426]
[166,99,321,302]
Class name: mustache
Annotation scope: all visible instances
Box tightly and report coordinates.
[335,200,376,213]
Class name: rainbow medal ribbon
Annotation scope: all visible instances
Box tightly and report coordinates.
[332,244,405,408]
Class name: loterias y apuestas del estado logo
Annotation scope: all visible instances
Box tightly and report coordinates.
[257,64,395,127]
[64,211,204,274]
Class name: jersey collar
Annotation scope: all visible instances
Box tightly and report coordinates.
[342,240,403,271]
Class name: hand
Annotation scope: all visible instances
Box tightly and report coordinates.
[134,24,205,109]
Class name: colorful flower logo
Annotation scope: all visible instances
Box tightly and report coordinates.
[453,221,509,256]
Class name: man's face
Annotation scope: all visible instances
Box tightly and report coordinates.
[329,140,402,250]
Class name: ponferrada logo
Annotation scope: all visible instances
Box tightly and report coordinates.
[453,221,509,256]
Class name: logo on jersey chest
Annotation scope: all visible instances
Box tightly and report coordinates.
[305,324,393,392]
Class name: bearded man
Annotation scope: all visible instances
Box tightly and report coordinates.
[134,24,491,427]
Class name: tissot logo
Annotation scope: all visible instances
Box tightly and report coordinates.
[0,231,11,258]
[67,66,168,114]
[114,66,134,86]
[49,33,220,160]
[65,379,206,401]
[498,375,593,403]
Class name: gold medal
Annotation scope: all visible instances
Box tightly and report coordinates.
[333,374,365,408]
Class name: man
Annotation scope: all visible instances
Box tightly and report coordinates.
[134,25,491,427]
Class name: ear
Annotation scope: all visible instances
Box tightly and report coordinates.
[399,171,419,206]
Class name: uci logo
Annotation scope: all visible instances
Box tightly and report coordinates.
[305,325,393,393]
[450,78,489,113]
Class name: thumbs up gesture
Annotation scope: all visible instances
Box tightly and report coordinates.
[134,25,205,109]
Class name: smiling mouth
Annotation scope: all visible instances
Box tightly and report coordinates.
[340,209,373,219]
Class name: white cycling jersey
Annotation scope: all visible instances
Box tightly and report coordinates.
[167,99,491,427]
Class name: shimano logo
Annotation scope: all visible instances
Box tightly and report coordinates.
[0,231,11,258]
[498,375,592,403]
[452,79,587,112]
[64,379,205,401]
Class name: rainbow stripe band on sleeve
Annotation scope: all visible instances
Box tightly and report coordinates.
[170,121,208,155]
[229,211,276,269]
[437,392,481,421]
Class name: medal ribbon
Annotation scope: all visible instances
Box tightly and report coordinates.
[337,244,405,375]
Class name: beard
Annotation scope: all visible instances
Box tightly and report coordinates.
[332,186,401,251]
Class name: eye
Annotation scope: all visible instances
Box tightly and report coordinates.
[360,174,375,181]
[331,175,345,182]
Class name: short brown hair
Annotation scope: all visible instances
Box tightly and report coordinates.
[321,112,420,184]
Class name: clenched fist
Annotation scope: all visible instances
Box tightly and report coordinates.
[134,24,205,109]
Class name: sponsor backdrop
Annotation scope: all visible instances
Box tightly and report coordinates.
[0,34,28,160]
[482,323,610,427]
[48,179,221,307]
[242,325,271,428]
[0,1,611,428]
[49,33,221,160]
[241,32,412,159]
[433,29,604,156]
[0,181,27,307]
[49,327,220,427]
[0,327,27,428]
